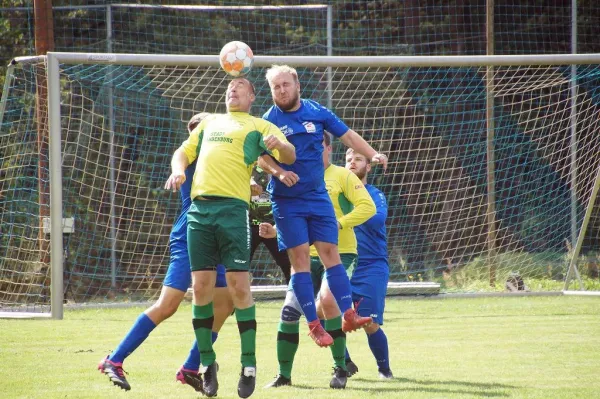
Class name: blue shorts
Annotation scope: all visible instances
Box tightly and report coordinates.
[272,195,338,251]
[164,238,227,291]
[351,268,388,325]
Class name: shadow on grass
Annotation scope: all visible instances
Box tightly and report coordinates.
[291,383,511,397]
[341,376,516,397]
[352,376,517,389]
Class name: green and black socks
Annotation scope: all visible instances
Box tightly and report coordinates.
[236,305,257,367]
[276,321,299,379]
[325,316,347,369]
[192,302,216,366]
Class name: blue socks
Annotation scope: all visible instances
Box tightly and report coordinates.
[183,332,218,371]
[325,264,353,312]
[109,313,156,363]
[290,272,318,322]
[368,328,390,371]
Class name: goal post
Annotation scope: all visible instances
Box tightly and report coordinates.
[3,52,600,319]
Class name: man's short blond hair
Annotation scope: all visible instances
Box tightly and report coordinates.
[346,147,371,164]
[187,112,210,133]
[265,64,299,85]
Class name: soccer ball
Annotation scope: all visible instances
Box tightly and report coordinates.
[219,41,254,77]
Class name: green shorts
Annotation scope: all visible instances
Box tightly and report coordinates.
[310,253,357,296]
[187,197,251,272]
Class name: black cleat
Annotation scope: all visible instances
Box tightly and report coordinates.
[98,356,131,391]
[202,362,219,397]
[378,368,394,379]
[238,366,256,398]
[176,366,203,393]
[329,366,347,389]
[264,374,292,388]
[345,360,359,377]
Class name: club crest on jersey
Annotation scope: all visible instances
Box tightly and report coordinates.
[279,125,294,136]
[302,121,316,133]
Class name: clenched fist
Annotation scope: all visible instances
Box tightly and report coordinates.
[258,223,277,239]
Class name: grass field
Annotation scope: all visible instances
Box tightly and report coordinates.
[1,296,598,399]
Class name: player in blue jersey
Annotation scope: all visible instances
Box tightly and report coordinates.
[344,148,393,379]
[98,113,242,392]
[260,65,389,347]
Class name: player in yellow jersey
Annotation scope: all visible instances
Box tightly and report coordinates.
[260,132,375,389]
[165,77,295,398]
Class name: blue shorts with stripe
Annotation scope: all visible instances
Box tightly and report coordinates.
[351,265,389,325]
[272,195,338,251]
[164,238,227,292]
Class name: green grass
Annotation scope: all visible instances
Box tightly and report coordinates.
[1,296,599,398]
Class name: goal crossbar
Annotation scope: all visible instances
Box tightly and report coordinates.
[46,52,600,68]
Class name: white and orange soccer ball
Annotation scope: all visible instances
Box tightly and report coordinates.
[219,41,254,77]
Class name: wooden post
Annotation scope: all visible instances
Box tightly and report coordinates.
[34,0,55,278]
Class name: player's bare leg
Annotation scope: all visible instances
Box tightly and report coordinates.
[213,287,234,330]
[287,244,333,347]
[147,286,186,323]
[314,241,372,332]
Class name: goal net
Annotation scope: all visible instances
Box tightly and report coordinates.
[2,53,600,317]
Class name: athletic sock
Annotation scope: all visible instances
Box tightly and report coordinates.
[277,321,299,379]
[368,328,390,371]
[290,272,318,322]
[192,303,215,366]
[236,305,257,367]
[325,316,346,369]
[325,264,353,312]
[109,313,156,363]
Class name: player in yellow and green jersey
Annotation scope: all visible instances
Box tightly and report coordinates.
[260,132,375,390]
[165,77,295,398]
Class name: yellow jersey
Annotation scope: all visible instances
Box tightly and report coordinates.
[310,164,376,256]
[180,112,290,204]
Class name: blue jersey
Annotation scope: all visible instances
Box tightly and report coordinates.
[263,99,349,199]
[169,161,196,243]
[355,184,388,271]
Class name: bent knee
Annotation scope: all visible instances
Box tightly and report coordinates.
[147,302,178,322]
[364,322,380,335]
[314,243,340,266]
[192,279,212,293]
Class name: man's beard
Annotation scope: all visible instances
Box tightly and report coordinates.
[275,91,300,111]
[353,166,367,181]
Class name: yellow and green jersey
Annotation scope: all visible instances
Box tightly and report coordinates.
[180,112,290,204]
[310,164,376,256]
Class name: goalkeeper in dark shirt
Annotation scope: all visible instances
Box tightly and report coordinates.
[250,167,291,284]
